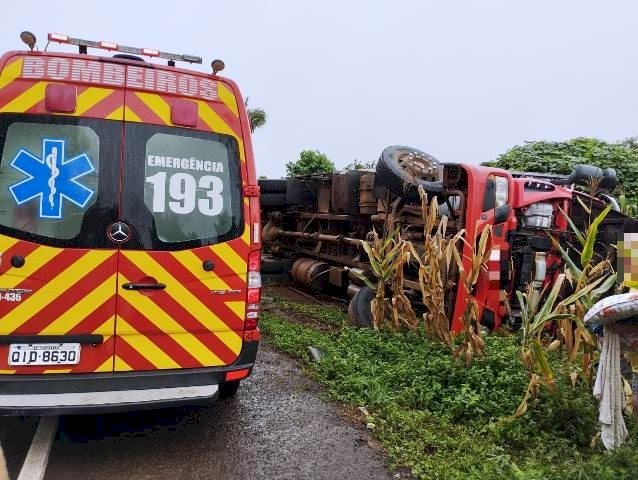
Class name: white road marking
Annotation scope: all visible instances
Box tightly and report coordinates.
[17,416,58,480]
[0,439,8,480]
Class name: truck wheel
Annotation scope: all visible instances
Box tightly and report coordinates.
[261,193,287,208]
[218,381,240,400]
[348,286,374,328]
[258,179,287,193]
[375,145,443,199]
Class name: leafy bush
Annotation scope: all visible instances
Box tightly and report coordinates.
[483,138,638,202]
[285,149,335,176]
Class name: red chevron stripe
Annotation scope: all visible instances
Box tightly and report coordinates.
[150,251,244,330]
[67,299,116,335]
[11,256,116,335]
[190,247,246,292]
[117,297,203,368]
[81,90,123,119]
[207,101,242,138]
[113,336,157,371]
[0,242,39,275]
[0,80,39,109]
[0,249,87,319]
[124,92,168,125]
[117,255,239,364]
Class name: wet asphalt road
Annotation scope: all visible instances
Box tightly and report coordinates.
[1,342,394,480]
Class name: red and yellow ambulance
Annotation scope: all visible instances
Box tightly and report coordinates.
[0,32,262,414]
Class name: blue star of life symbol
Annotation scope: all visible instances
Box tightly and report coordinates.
[8,138,95,219]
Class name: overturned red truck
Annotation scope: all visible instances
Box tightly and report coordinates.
[260,146,636,332]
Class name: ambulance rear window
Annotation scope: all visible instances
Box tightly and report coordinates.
[121,123,242,249]
[0,120,100,241]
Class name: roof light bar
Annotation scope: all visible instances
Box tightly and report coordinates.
[47,33,202,64]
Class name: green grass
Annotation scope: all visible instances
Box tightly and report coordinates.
[270,295,348,326]
[260,304,638,480]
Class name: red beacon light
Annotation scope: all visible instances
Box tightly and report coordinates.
[99,41,118,51]
[48,33,69,42]
[141,48,159,57]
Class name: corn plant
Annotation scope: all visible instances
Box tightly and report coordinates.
[408,186,464,345]
[451,224,492,366]
[515,273,604,416]
[553,202,617,375]
[354,219,418,330]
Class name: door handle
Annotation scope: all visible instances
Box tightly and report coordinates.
[122,283,166,291]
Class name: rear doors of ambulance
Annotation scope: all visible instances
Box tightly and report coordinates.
[0,54,249,375]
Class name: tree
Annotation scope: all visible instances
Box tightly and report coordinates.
[286,150,335,176]
[483,138,638,202]
[244,97,267,133]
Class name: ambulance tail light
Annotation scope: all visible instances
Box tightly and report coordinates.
[244,251,262,336]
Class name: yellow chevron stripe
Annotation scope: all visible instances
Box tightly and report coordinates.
[106,105,140,121]
[105,106,123,120]
[0,246,62,291]
[121,251,242,353]
[39,274,117,335]
[225,301,245,319]
[169,250,231,290]
[0,250,113,333]
[113,355,132,371]
[218,82,239,116]
[94,357,114,372]
[197,100,245,161]
[135,92,171,124]
[0,57,24,90]
[209,243,247,276]
[118,273,224,366]
[0,81,46,113]
[124,106,141,122]
[74,87,113,115]
[0,236,20,252]
[117,318,181,369]
[241,223,251,245]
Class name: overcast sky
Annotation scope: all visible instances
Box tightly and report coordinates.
[2,1,637,178]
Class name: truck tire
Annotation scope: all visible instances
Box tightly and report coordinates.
[348,286,374,328]
[258,179,287,193]
[218,381,240,400]
[261,193,287,208]
[375,145,443,199]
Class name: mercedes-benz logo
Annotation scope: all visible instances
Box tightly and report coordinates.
[108,222,131,243]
